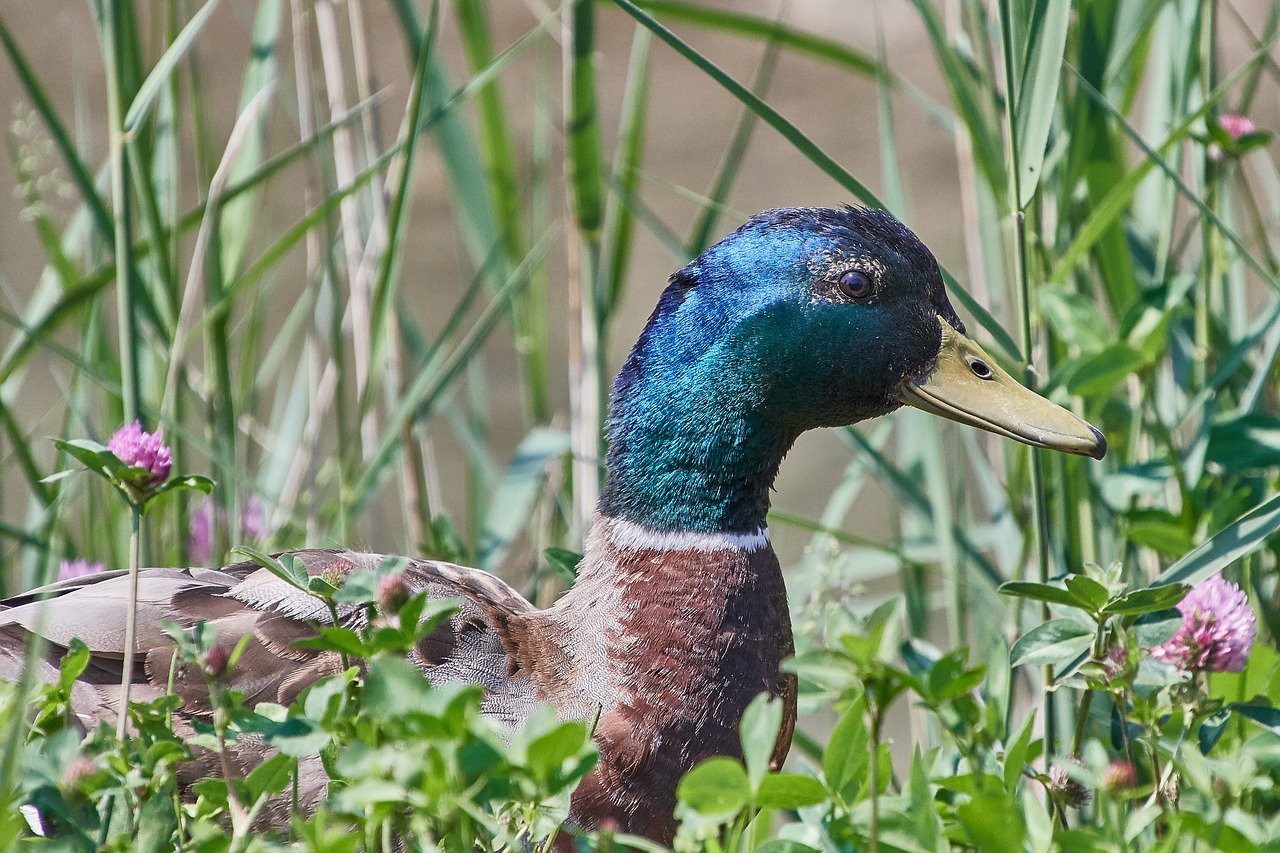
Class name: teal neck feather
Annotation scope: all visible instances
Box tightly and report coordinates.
[599,259,799,534]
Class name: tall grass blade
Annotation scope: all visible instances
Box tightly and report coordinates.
[364,1,440,416]
[686,33,776,257]
[600,26,652,319]
[122,0,225,133]
[1013,0,1070,207]
[1156,493,1280,587]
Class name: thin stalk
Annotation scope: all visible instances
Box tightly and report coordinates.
[868,709,881,853]
[117,506,140,741]
[997,0,1055,761]
[565,1,605,536]
[1196,0,1218,389]
[104,0,140,423]
[1070,622,1110,757]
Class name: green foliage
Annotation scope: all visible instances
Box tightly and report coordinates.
[2,564,599,851]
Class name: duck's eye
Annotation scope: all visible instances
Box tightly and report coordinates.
[837,270,873,300]
[970,359,993,379]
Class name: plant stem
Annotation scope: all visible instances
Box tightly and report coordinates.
[117,506,140,741]
[868,707,881,853]
[1070,689,1094,758]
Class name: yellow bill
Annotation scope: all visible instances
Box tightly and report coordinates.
[900,318,1107,460]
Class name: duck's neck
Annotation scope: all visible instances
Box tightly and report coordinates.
[597,352,797,536]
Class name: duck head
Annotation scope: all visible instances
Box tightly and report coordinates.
[599,206,1105,534]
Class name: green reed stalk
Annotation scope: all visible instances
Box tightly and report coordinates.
[102,0,139,424]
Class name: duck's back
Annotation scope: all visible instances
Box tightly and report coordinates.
[0,550,553,728]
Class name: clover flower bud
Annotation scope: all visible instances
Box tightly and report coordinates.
[1048,762,1092,809]
[1103,642,1128,680]
[1102,760,1138,793]
[377,573,411,616]
[107,421,171,489]
[202,643,232,680]
[1150,574,1256,673]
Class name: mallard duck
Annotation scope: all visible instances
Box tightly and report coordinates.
[0,206,1105,844]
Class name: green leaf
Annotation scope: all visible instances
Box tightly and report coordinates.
[1004,712,1037,792]
[1125,520,1195,556]
[1064,342,1149,396]
[135,785,180,853]
[543,548,582,584]
[1229,701,1280,731]
[998,581,1079,608]
[1206,414,1280,472]
[243,752,294,802]
[957,789,1026,853]
[1198,709,1230,754]
[526,721,591,784]
[51,438,116,475]
[57,639,91,689]
[754,773,827,810]
[823,698,868,803]
[932,663,986,703]
[676,756,750,817]
[1132,609,1183,648]
[363,657,432,720]
[233,546,310,592]
[754,843,819,853]
[784,650,857,692]
[1064,575,1109,612]
[1009,619,1093,668]
[124,0,225,132]
[292,627,367,660]
[740,693,783,791]
[1014,0,1071,206]
[146,475,215,505]
[1157,492,1280,586]
[264,716,331,757]
[1102,585,1187,617]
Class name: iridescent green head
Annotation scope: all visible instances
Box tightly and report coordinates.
[600,206,1104,534]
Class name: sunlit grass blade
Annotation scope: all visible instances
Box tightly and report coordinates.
[612,0,879,207]
[478,427,570,571]
[217,0,282,283]
[1156,493,1280,587]
[611,0,1019,359]
[600,26,652,321]
[906,0,1006,198]
[1069,58,1280,290]
[1012,0,1070,207]
[686,32,776,257]
[363,1,440,419]
[122,0,224,133]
